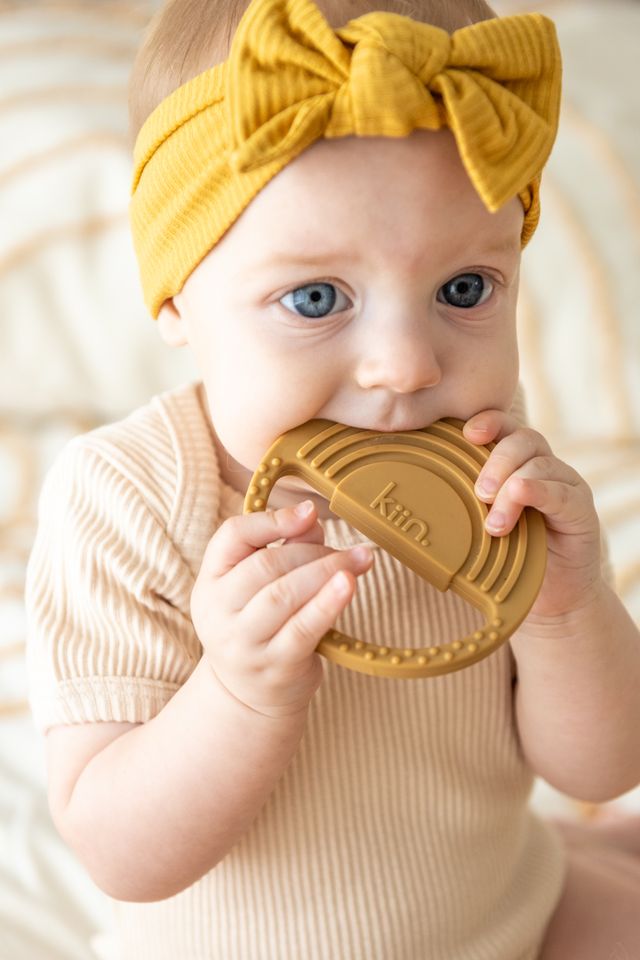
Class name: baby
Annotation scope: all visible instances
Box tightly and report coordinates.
[25,0,640,957]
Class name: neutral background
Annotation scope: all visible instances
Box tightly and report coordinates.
[1,1,639,957]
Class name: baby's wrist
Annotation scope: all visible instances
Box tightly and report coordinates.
[514,575,612,643]
[200,655,313,728]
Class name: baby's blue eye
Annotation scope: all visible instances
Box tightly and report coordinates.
[280,282,351,319]
[438,273,492,309]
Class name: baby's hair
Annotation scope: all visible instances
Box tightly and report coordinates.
[128,0,496,146]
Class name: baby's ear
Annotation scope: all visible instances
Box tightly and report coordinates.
[157,298,188,347]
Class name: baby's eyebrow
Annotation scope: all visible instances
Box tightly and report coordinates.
[251,234,519,275]
[477,236,521,258]
[253,248,362,271]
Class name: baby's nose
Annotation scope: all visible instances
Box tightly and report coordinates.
[355,331,442,394]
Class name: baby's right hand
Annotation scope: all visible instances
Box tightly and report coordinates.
[191,500,373,719]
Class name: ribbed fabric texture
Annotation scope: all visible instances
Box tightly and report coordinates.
[25,381,566,960]
[129,0,562,317]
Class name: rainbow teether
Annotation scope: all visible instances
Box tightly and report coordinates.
[243,419,546,679]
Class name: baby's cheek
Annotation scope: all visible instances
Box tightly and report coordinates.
[483,340,519,404]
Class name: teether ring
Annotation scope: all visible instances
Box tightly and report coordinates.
[243,419,546,678]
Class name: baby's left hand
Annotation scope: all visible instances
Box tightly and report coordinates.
[464,410,603,622]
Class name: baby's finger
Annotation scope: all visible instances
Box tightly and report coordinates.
[239,546,373,646]
[484,459,589,536]
[266,567,361,665]
[278,516,326,547]
[474,430,553,504]
[223,535,368,611]
[201,501,319,578]
[463,409,521,445]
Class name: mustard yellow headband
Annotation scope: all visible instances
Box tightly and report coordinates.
[130,0,562,318]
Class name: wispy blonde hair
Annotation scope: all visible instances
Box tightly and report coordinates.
[128,0,496,145]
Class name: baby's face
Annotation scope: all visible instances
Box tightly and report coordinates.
[160,129,523,518]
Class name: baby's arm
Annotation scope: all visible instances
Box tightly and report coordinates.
[465,412,640,803]
[46,662,305,902]
[45,503,372,902]
[511,580,640,803]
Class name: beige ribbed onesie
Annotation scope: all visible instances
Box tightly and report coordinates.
[25,380,566,960]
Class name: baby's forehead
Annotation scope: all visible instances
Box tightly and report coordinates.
[276,129,464,185]
[226,132,524,266]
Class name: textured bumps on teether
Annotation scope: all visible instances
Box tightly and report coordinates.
[244,419,546,678]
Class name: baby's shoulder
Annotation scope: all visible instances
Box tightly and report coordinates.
[44,380,208,526]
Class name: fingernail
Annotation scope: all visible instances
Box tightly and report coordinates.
[350,546,372,567]
[477,475,498,497]
[486,511,506,533]
[332,571,351,596]
[294,499,314,518]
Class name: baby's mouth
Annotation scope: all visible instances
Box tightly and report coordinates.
[314,413,436,434]
[363,421,434,434]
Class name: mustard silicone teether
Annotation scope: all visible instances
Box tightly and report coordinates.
[243,419,547,679]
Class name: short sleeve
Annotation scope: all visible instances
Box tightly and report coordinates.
[25,436,201,734]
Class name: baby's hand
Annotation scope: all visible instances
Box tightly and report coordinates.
[464,411,603,622]
[191,501,373,719]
